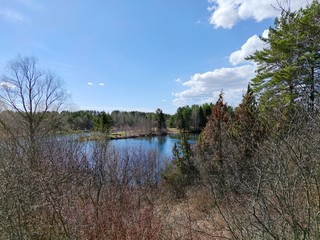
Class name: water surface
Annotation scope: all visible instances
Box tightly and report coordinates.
[109,134,198,161]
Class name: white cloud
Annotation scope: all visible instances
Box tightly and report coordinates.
[172,28,270,107]
[161,99,167,102]
[261,29,269,39]
[98,83,105,86]
[0,82,16,89]
[173,64,255,106]
[209,1,239,29]
[229,29,269,65]
[0,7,25,22]
[198,88,246,106]
[87,82,93,86]
[172,1,309,107]
[175,78,182,83]
[208,0,309,28]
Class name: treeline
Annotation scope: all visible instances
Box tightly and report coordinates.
[6,103,228,134]
[55,109,170,133]
[61,103,226,134]
[168,103,233,132]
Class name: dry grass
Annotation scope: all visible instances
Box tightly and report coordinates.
[156,187,231,239]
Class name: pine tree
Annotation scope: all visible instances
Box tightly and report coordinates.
[247,2,320,112]
[94,111,113,135]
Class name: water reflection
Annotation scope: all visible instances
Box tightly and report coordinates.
[109,135,198,161]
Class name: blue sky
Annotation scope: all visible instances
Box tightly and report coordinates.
[0,0,309,114]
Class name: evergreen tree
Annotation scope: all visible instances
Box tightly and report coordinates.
[175,106,192,131]
[247,2,320,112]
[94,111,113,135]
[197,93,231,195]
[164,133,199,198]
[232,85,265,184]
[155,108,166,132]
[172,133,198,184]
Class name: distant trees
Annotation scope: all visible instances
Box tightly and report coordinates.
[110,110,159,133]
[94,111,113,134]
[170,103,217,132]
[176,106,192,131]
[59,110,151,133]
[57,109,172,136]
[155,108,166,133]
[62,110,96,131]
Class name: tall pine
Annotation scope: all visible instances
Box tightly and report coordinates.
[247,1,320,112]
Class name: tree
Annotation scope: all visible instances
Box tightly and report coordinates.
[0,55,69,238]
[0,55,67,152]
[296,1,320,111]
[175,133,198,184]
[196,93,232,196]
[155,108,166,133]
[231,85,265,185]
[163,133,199,198]
[94,111,113,135]
[202,103,213,120]
[247,2,320,112]
[176,106,192,131]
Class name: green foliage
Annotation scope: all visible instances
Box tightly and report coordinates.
[110,110,170,134]
[163,133,199,198]
[175,106,192,131]
[232,85,263,139]
[94,111,113,134]
[248,2,320,112]
[58,109,171,134]
[62,110,98,131]
[173,134,198,183]
[155,108,167,132]
[168,114,176,128]
[172,103,215,132]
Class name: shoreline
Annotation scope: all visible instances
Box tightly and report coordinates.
[63,128,200,142]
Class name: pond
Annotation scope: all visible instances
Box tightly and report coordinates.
[64,133,199,165]
[108,134,198,161]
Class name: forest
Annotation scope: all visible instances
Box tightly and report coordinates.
[3,103,218,136]
[0,2,319,239]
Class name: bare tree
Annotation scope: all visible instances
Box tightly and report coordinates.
[0,55,67,149]
[0,56,69,239]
